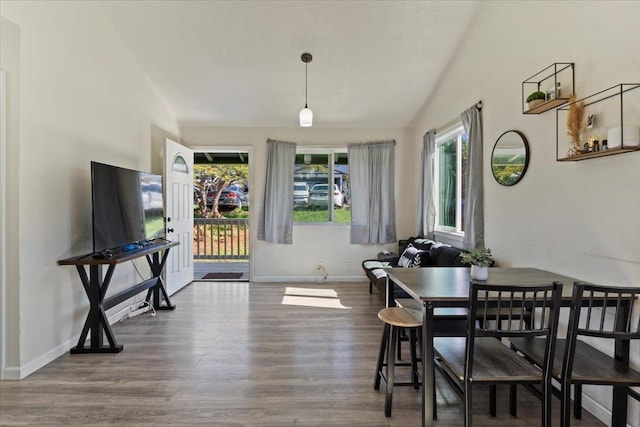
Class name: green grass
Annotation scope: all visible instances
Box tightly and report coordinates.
[224,207,249,219]
[194,205,350,223]
[293,207,351,223]
[195,206,249,219]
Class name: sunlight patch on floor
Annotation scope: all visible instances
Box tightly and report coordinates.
[281,287,351,309]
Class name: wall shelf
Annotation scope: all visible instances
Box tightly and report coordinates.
[557,146,640,162]
[524,98,570,114]
[556,83,640,161]
[523,63,574,114]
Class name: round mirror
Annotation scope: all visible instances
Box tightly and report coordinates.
[491,130,530,186]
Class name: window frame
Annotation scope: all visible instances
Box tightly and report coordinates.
[433,122,466,243]
[293,147,348,225]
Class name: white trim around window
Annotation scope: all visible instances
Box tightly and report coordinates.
[433,122,466,239]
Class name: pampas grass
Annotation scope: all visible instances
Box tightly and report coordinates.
[566,94,585,156]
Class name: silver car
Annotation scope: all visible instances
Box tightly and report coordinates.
[308,183,343,208]
[294,182,309,205]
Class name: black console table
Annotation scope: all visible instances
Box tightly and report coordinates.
[58,240,179,354]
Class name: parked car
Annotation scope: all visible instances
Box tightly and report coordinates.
[308,183,343,208]
[208,184,247,210]
[293,182,309,205]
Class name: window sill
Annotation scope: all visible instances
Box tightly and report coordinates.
[434,230,464,248]
[294,222,350,227]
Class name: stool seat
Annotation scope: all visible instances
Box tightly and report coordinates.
[378,307,422,328]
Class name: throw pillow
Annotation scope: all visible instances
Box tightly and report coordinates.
[405,237,436,252]
[370,268,388,279]
[398,245,427,268]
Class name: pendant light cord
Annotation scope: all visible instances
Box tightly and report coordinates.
[305,62,308,108]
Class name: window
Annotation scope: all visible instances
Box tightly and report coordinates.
[172,154,189,173]
[293,150,350,224]
[434,123,467,237]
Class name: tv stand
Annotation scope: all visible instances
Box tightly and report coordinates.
[58,240,179,354]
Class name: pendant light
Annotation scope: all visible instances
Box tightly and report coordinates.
[299,52,313,127]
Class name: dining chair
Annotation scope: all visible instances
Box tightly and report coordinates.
[510,282,640,427]
[396,294,533,419]
[433,281,562,427]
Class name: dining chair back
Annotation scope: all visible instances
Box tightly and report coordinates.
[511,282,640,427]
[434,281,563,427]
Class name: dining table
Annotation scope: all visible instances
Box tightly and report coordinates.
[384,266,633,427]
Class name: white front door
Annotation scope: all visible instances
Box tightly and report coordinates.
[164,138,194,295]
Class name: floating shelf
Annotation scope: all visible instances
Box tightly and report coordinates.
[557,146,640,162]
[556,83,640,161]
[524,98,570,114]
[523,63,574,115]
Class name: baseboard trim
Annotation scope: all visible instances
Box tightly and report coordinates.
[581,388,637,427]
[251,275,367,283]
[14,336,77,379]
[1,366,20,380]
[3,304,142,380]
[581,391,611,425]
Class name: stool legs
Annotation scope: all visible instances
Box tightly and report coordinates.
[409,329,419,390]
[374,324,389,391]
[385,324,398,417]
[374,323,422,418]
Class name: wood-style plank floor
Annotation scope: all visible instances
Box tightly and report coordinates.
[0,282,605,426]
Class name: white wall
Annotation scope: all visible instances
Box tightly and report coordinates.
[2,1,637,422]
[0,2,179,378]
[180,126,415,282]
[0,15,21,380]
[412,1,640,424]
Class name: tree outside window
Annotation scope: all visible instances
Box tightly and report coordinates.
[194,164,248,218]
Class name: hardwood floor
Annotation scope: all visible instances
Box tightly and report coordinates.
[0,282,606,426]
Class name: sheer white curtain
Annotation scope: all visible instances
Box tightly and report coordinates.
[417,130,436,239]
[461,106,484,249]
[257,139,296,244]
[348,141,396,244]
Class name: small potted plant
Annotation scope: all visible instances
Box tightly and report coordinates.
[526,91,547,110]
[461,247,494,280]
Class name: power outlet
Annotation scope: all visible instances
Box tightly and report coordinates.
[344,262,351,271]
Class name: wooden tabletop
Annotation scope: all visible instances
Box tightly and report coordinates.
[58,240,179,266]
[385,267,583,304]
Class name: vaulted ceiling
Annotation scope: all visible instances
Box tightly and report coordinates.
[96,1,482,128]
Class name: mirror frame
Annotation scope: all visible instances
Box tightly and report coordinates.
[491,130,530,186]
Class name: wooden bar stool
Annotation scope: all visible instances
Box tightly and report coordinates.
[373,307,423,417]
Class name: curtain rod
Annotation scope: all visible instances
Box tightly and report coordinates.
[433,100,482,134]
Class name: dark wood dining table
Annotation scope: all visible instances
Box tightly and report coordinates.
[384,266,632,427]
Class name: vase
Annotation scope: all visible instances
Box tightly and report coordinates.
[567,139,583,157]
[527,99,544,110]
[470,265,488,281]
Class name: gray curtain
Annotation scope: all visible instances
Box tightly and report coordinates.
[257,139,296,244]
[461,106,484,249]
[417,130,436,239]
[348,141,396,244]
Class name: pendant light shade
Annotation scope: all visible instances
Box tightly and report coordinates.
[300,53,313,127]
[299,106,313,127]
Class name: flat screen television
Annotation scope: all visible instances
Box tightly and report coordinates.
[91,161,165,252]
